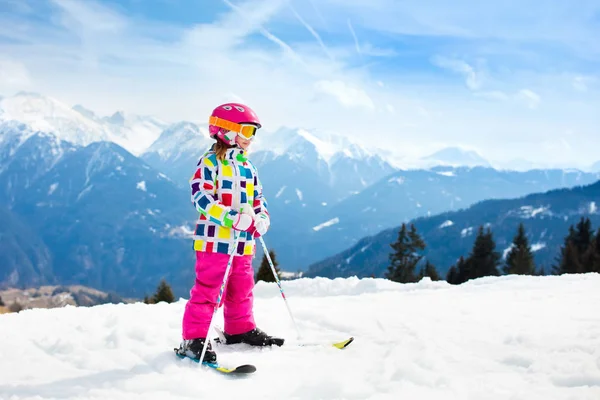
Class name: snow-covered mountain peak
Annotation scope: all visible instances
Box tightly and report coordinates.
[144,121,212,161]
[255,126,375,165]
[0,92,120,148]
[104,111,126,126]
[421,146,491,168]
[0,93,167,156]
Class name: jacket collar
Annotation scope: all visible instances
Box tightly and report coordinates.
[226,147,247,163]
[209,143,248,163]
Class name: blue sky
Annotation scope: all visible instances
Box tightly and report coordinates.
[1,0,599,168]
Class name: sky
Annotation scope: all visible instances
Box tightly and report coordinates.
[0,0,599,168]
[2,274,600,399]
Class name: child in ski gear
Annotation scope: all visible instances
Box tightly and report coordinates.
[175,103,284,364]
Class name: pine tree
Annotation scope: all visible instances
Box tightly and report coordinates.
[446,264,458,284]
[453,256,469,284]
[418,260,440,281]
[386,223,426,283]
[153,279,175,303]
[463,226,500,282]
[0,295,4,307]
[255,250,281,283]
[504,223,536,275]
[582,228,600,273]
[553,222,591,275]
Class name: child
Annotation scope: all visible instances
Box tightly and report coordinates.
[175,103,284,363]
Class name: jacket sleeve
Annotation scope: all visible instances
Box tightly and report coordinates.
[251,164,269,220]
[190,154,239,228]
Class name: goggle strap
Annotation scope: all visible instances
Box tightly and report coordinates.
[209,116,242,133]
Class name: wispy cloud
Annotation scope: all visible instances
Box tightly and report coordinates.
[1,0,599,167]
[315,80,375,110]
[517,89,541,109]
[432,56,483,90]
[289,4,334,61]
[347,19,361,57]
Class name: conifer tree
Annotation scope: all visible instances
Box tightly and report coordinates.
[582,228,600,273]
[387,223,426,283]
[446,256,467,284]
[153,279,175,303]
[452,256,469,284]
[504,223,536,275]
[0,295,4,307]
[418,260,440,281]
[554,223,588,275]
[462,226,500,282]
[255,250,281,283]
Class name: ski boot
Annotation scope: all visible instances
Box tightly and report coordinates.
[224,328,285,347]
[174,338,217,363]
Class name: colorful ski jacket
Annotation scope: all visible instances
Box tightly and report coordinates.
[190,146,269,256]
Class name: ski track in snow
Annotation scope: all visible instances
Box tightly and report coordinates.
[1,275,600,400]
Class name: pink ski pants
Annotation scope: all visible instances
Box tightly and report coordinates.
[182,251,256,339]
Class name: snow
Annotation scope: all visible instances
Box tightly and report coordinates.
[439,220,454,228]
[312,217,340,232]
[388,176,405,185]
[1,274,600,399]
[136,181,147,192]
[295,188,303,201]
[0,92,166,156]
[531,242,546,252]
[519,205,550,219]
[590,202,597,214]
[461,227,474,237]
[436,171,456,177]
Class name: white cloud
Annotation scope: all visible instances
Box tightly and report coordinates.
[315,80,375,110]
[517,89,541,109]
[432,56,483,90]
[0,58,32,87]
[572,75,596,92]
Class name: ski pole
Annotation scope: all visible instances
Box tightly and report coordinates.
[199,232,240,364]
[258,236,302,340]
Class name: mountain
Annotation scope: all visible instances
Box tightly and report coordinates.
[591,160,600,172]
[0,205,54,288]
[0,119,198,296]
[1,92,166,156]
[8,141,197,296]
[141,121,213,187]
[301,166,600,271]
[0,122,78,204]
[2,275,599,399]
[306,179,600,279]
[421,147,491,168]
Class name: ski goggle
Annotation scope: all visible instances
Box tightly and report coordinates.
[209,116,259,140]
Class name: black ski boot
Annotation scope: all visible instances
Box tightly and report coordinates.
[224,328,285,347]
[174,338,217,363]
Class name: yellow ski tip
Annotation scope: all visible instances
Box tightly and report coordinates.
[332,337,354,349]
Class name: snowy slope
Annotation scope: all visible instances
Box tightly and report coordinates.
[2,274,600,400]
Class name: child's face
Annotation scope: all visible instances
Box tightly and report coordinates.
[235,135,252,150]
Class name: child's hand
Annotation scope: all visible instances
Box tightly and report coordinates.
[232,213,255,232]
[253,213,270,237]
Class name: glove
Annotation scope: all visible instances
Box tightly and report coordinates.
[232,213,255,233]
[253,213,270,238]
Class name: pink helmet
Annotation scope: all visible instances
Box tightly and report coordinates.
[208,103,261,146]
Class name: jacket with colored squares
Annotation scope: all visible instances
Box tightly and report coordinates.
[190,146,269,256]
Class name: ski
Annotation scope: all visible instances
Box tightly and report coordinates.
[213,326,354,350]
[174,351,256,375]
